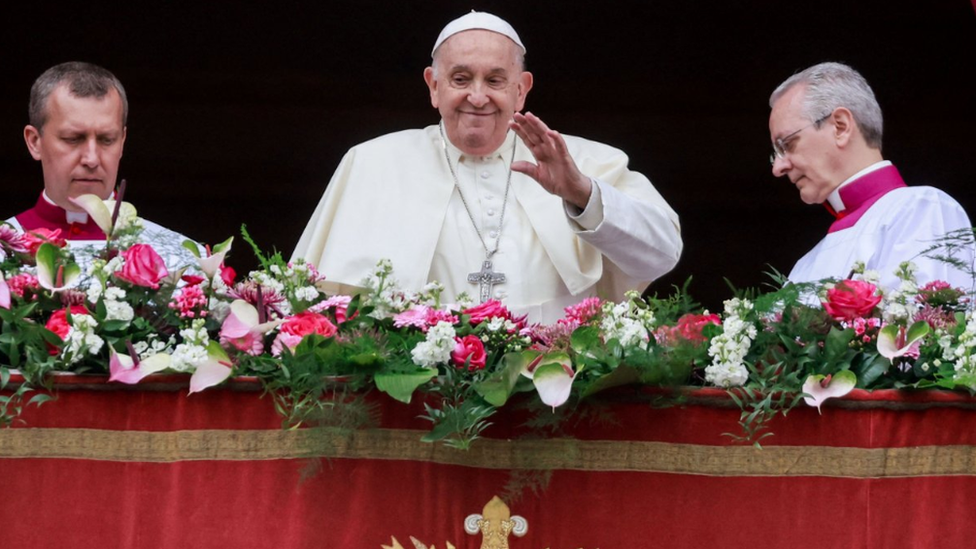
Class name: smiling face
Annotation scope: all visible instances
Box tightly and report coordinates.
[24,84,126,212]
[769,85,841,205]
[424,29,532,156]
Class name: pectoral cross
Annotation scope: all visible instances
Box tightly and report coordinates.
[468,260,506,303]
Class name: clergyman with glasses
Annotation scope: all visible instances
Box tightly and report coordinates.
[292,11,683,323]
[768,61,973,291]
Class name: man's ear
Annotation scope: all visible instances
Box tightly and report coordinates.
[423,67,438,109]
[24,125,42,161]
[831,107,856,147]
[515,71,534,112]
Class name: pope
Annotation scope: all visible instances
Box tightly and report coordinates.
[292,11,683,323]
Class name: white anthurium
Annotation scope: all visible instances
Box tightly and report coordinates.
[35,243,81,292]
[68,194,136,237]
[109,347,172,385]
[188,341,235,394]
[877,322,931,362]
[186,237,234,279]
[802,371,857,414]
[525,351,577,410]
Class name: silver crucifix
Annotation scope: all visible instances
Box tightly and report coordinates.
[468,260,506,303]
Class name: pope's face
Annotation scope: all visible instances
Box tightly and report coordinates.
[424,29,532,156]
[769,85,838,205]
[24,85,126,212]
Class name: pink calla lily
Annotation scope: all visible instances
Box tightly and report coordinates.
[802,371,857,414]
[219,299,284,355]
[109,347,172,384]
[0,273,10,309]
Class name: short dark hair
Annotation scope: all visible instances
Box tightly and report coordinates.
[29,61,128,132]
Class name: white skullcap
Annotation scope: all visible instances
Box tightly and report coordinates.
[431,11,525,57]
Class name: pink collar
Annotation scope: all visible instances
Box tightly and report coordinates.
[825,165,907,233]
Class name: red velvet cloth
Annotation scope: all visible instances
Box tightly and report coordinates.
[3,377,976,549]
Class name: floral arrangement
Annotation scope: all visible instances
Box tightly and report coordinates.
[3,195,976,447]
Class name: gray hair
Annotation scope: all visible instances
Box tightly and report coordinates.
[769,62,883,149]
[430,40,526,79]
[29,61,128,132]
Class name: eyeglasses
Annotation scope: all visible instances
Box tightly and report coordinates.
[769,113,831,165]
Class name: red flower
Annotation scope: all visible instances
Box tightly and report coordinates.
[115,244,169,289]
[219,265,236,287]
[23,228,67,256]
[44,305,90,354]
[451,335,487,371]
[822,280,882,321]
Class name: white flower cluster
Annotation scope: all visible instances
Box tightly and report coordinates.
[61,314,104,365]
[171,319,210,372]
[360,259,409,319]
[133,334,174,360]
[599,293,654,348]
[879,262,919,324]
[102,286,135,324]
[85,256,125,303]
[410,321,457,368]
[705,298,757,388]
[949,310,976,389]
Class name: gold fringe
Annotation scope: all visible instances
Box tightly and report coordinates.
[2,427,976,478]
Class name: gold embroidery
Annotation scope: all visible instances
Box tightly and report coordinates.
[3,427,976,478]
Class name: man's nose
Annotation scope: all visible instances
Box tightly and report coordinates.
[771,155,790,178]
[80,139,99,168]
[467,82,489,108]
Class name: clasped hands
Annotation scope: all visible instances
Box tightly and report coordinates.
[509,112,593,210]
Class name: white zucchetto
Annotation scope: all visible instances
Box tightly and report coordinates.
[431,11,526,57]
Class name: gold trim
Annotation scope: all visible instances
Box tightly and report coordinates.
[2,427,976,478]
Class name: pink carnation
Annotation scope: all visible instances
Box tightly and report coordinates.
[5,273,40,299]
[270,311,337,356]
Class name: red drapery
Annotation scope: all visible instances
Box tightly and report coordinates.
[3,375,976,549]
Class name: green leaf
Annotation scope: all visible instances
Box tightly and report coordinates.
[852,353,889,388]
[374,369,437,404]
[580,365,640,399]
[475,352,526,407]
[182,240,202,258]
[569,325,601,355]
[824,327,855,361]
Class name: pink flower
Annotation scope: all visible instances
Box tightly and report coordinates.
[656,313,721,345]
[5,273,40,299]
[394,305,430,329]
[463,299,526,329]
[0,225,28,254]
[822,280,882,322]
[313,295,355,324]
[22,228,67,256]
[219,265,236,287]
[115,244,168,289]
[271,311,337,356]
[560,297,603,326]
[451,335,487,371]
[169,284,208,319]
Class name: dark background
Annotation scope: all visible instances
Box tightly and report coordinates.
[2,1,974,311]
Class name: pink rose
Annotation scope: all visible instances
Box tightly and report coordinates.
[463,300,510,324]
[822,280,882,321]
[271,311,337,356]
[451,335,487,371]
[23,228,67,256]
[115,244,169,289]
[676,313,721,342]
[279,311,337,339]
[0,274,10,309]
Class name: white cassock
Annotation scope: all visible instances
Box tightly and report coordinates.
[292,124,683,323]
[789,161,974,292]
